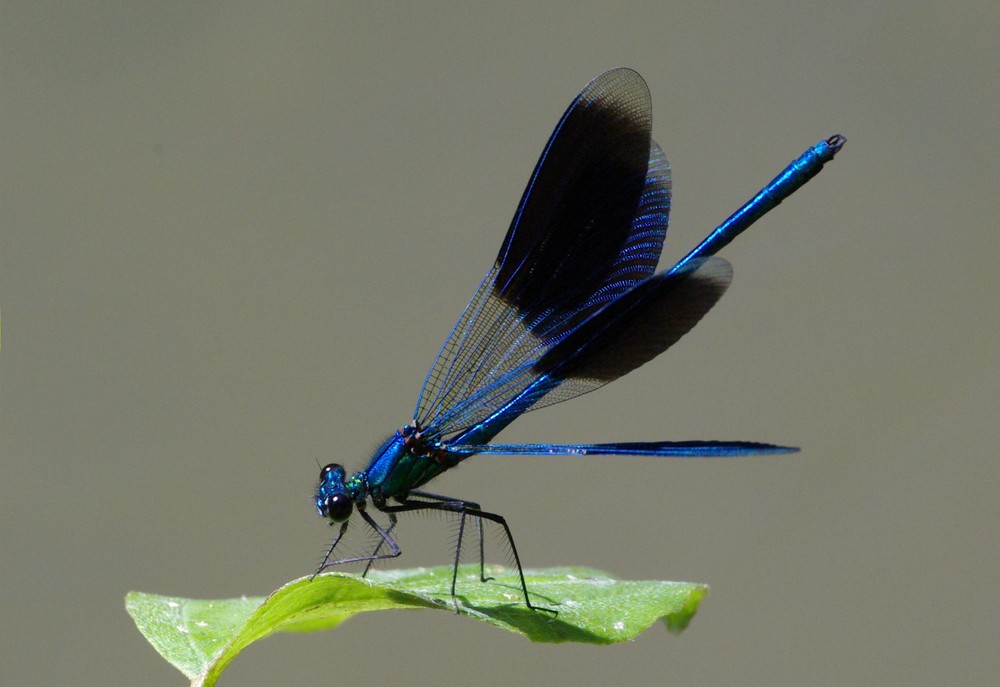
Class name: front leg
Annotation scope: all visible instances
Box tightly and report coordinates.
[313,506,402,573]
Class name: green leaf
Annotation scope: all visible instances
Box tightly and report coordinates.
[126,566,708,687]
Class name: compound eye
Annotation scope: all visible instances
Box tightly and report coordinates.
[323,493,353,522]
[320,463,343,481]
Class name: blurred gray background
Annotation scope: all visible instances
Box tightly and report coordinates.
[2,2,997,685]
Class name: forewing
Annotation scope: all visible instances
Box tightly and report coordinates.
[493,68,661,336]
[415,69,671,437]
[429,258,731,443]
[530,257,733,408]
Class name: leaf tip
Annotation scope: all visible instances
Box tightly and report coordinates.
[664,584,708,635]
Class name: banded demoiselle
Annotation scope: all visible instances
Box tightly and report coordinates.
[314,68,844,612]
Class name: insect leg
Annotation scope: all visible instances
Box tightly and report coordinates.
[313,506,402,574]
[384,495,556,614]
[361,512,398,578]
[407,490,492,583]
[312,520,349,579]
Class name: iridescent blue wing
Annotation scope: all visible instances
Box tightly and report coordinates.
[430,256,734,439]
[434,257,802,457]
[415,68,670,439]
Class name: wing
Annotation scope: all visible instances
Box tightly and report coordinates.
[444,440,798,457]
[415,68,671,438]
[431,256,734,439]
